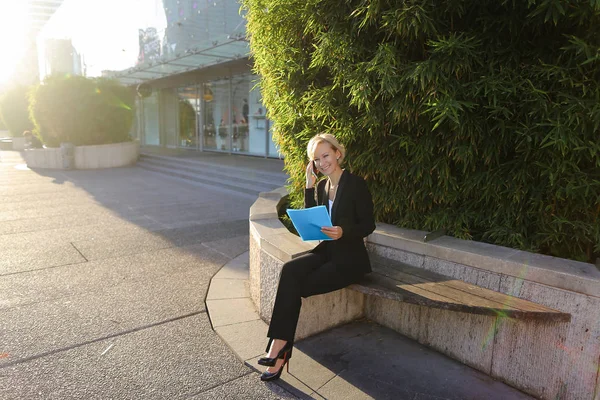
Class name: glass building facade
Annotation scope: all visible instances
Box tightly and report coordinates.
[38,0,281,158]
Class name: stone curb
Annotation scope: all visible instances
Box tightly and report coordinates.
[206,251,360,399]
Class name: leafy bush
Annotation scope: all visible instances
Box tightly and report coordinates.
[29,75,135,147]
[243,0,600,263]
[0,85,34,137]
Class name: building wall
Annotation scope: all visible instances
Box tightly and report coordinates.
[40,38,82,79]
[137,65,280,158]
[31,0,279,157]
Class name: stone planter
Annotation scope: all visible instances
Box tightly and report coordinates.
[74,141,139,169]
[250,187,600,400]
[24,141,140,170]
[23,147,63,169]
[11,137,26,151]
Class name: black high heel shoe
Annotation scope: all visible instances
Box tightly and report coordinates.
[258,339,293,367]
[260,352,290,382]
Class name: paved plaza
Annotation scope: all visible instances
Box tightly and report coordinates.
[0,150,533,399]
[0,151,292,399]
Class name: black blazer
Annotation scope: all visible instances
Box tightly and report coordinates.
[304,170,376,275]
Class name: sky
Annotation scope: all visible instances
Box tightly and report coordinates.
[0,1,28,85]
[0,0,166,86]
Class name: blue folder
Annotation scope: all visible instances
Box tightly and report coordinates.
[286,205,333,241]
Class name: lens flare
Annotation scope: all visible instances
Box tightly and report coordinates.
[481,263,529,351]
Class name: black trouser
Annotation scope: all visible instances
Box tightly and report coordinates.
[266,252,364,343]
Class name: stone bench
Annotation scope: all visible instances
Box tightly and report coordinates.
[249,188,600,400]
[354,254,570,322]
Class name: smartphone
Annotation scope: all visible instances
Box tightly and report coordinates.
[312,161,320,177]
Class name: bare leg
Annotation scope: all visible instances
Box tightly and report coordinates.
[265,338,287,373]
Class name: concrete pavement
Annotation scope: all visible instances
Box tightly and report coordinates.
[0,150,292,399]
[0,150,533,399]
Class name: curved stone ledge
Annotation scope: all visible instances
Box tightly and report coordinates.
[369,224,600,298]
[24,147,63,169]
[249,186,600,400]
[24,141,140,170]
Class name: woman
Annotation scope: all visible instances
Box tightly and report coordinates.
[259,133,376,381]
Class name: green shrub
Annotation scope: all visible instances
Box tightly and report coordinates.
[29,75,135,147]
[0,85,34,137]
[243,0,600,263]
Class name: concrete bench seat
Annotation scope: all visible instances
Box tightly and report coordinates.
[250,188,600,399]
[351,255,571,322]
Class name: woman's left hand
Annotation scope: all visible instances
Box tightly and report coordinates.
[321,226,343,240]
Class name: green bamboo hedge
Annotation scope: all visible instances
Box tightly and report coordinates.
[243,0,600,263]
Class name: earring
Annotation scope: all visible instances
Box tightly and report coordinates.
[337,157,339,160]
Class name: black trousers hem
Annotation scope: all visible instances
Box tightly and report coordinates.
[266,252,364,343]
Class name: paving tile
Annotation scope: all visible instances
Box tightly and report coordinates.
[246,355,316,398]
[0,314,251,400]
[0,213,107,235]
[0,244,228,310]
[188,372,298,399]
[0,242,87,275]
[316,370,419,400]
[315,374,378,400]
[206,298,260,328]
[70,219,248,261]
[0,203,114,222]
[160,219,249,248]
[0,220,167,250]
[280,348,338,393]
[1,268,215,366]
[207,278,250,300]
[212,253,250,280]
[71,231,174,261]
[202,235,250,259]
[296,321,534,400]
[414,394,452,400]
[215,319,269,361]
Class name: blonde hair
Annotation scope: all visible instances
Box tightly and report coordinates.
[307,133,346,162]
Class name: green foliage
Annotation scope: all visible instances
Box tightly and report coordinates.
[179,99,196,145]
[278,204,299,236]
[29,75,136,147]
[243,0,600,263]
[280,214,298,236]
[0,85,34,137]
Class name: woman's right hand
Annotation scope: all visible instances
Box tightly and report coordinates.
[305,160,317,188]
